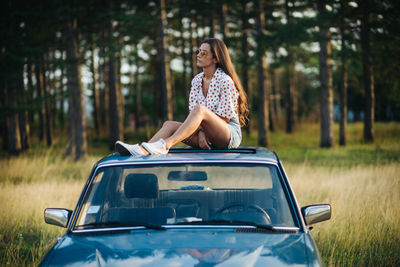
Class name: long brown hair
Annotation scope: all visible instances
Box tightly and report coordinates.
[202,38,249,126]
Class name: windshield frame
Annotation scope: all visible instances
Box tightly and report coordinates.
[69,159,301,233]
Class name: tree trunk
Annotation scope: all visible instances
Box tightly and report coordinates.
[99,28,109,134]
[0,81,8,150]
[218,0,228,41]
[5,53,21,154]
[26,61,35,126]
[255,0,269,147]
[270,65,282,126]
[317,0,334,148]
[65,17,87,160]
[59,51,66,128]
[360,0,374,142]
[158,0,173,121]
[108,50,122,147]
[35,62,45,142]
[339,0,347,146]
[241,0,251,134]
[178,0,189,104]
[267,71,275,132]
[285,64,295,133]
[133,45,142,127]
[209,2,215,38]
[189,13,198,78]
[7,85,21,154]
[49,52,58,132]
[90,40,101,136]
[66,85,73,156]
[107,0,123,148]
[41,56,52,147]
[339,62,348,146]
[17,63,30,151]
[285,0,296,133]
[4,6,21,154]
[117,39,124,135]
[195,15,201,47]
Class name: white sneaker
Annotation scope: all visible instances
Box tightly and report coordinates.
[141,139,168,155]
[115,141,146,156]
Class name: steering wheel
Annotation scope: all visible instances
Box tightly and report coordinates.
[214,202,272,225]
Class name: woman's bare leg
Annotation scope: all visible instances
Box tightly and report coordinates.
[148,121,182,142]
[164,105,230,150]
[149,121,201,148]
[182,131,200,148]
[134,121,181,155]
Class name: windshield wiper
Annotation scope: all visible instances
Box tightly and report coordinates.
[76,221,166,230]
[175,219,276,232]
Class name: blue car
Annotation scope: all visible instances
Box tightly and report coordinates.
[40,147,331,266]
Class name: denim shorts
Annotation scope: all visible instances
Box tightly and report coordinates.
[227,116,242,149]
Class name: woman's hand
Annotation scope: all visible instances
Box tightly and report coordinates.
[198,130,212,150]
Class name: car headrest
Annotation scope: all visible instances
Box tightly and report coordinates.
[124,173,159,199]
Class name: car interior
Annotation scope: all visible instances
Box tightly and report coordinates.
[77,165,296,228]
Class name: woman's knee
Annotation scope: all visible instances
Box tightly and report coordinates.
[191,105,208,117]
[162,120,181,130]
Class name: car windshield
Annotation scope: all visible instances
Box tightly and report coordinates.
[74,163,297,230]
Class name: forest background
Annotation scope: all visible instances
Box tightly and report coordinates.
[1,0,400,156]
[1,0,400,266]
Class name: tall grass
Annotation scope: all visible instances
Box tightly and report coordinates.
[0,152,98,266]
[0,149,97,184]
[0,181,83,266]
[287,163,400,266]
[0,122,399,266]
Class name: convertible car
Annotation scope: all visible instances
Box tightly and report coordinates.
[40,147,331,266]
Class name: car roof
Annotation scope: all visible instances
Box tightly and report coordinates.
[96,147,279,168]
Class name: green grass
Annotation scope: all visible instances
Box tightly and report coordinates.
[0,122,399,266]
[243,122,400,167]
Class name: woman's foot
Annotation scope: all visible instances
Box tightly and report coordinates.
[115,141,147,156]
[141,139,168,155]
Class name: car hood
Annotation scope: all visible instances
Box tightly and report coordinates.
[41,228,320,267]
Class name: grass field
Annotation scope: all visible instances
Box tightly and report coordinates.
[0,122,399,266]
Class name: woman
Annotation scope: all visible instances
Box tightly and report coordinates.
[116,38,248,156]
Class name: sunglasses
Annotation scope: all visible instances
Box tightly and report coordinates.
[195,49,209,59]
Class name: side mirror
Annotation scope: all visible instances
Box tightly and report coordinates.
[301,204,331,225]
[44,208,72,228]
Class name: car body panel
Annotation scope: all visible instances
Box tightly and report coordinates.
[40,228,320,267]
[95,147,278,167]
